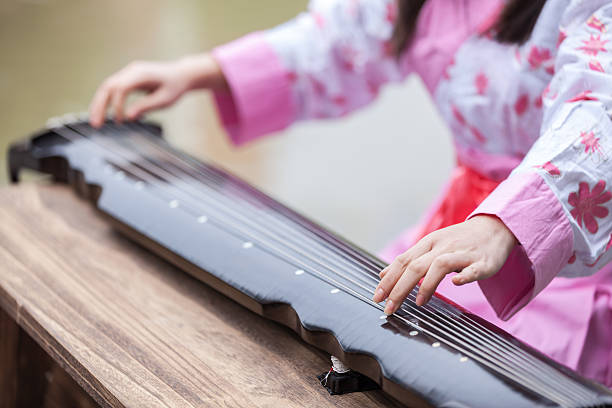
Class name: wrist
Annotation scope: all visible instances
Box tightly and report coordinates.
[471,214,518,252]
[176,54,228,91]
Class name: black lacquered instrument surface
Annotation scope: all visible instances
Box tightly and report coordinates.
[9,118,612,408]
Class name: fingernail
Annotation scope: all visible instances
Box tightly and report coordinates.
[373,288,385,302]
[384,299,394,315]
[415,294,426,306]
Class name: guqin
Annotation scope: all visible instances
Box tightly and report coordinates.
[9,116,612,408]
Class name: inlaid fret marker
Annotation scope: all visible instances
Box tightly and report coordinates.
[459,356,468,363]
[379,315,387,320]
[169,200,179,208]
[432,342,441,348]
[242,241,253,249]
[295,269,304,275]
[409,330,418,336]
[330,288,340,294]
[197,216,208,223]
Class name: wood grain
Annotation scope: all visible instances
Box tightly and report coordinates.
[0,308,18,408]
[0,183,403,408]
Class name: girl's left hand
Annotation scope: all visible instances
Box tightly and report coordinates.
[373,215,518,314]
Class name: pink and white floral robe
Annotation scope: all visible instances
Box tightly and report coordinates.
[211,0,612,386]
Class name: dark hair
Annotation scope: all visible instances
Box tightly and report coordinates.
[391,0,547,56]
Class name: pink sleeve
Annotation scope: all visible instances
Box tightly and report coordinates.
[211,0,498,146]
[211,32,296,146]
[469,172,574,320]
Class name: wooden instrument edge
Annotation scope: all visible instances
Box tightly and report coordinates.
[8,132,433,408]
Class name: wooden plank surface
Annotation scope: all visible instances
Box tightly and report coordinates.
[0,183,402,408]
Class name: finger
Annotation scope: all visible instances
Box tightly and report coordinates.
[111,83,131,123]
[126,89,173,120]
[379,266,389,279]
[451,261,487,286]
[384,257,430,314]
[416,253,474,306]
[382,250,439,314]
[89,82,114,128]
[373,237,433,303]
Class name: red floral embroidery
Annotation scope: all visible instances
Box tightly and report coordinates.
[286,71,298,83]
[527,46,552,69]
[542,84,558,101]
[589,59,605,72]
[568,180,612,234]
[534,95,543,108]
[452,105,466,126]
[557,30,568,48]
[585,234,612,267]
[386,2,397,24]
[580,130,603,155]
[514,94,529,116]
[475,72,488,95]
[382,40,394,56]
[536,161,561,176]
[587,15,607,33]
[568,252,576,264]
[567,90,598,103]
[339,46,358,72]
[312,77,326,96]
[313,12,325,27]
[332,95,347,106]
[469,126,486,143]
[366,77,381,95]
[443,57,455,80]
[578,34,608,57]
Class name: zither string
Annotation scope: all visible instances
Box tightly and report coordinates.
[95,122,596,405]
[55,123,594,406]
[113,123,599,403]
[97,122,596,404]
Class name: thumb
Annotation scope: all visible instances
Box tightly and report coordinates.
[451,262,485,286]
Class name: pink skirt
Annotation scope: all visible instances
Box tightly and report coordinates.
[380,165,612,387]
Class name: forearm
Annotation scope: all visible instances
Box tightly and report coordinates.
[176,53,228,92]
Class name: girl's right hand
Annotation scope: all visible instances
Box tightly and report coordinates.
[89,54,227,127]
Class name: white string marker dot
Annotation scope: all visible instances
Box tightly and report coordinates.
[409,330,418,336]
[295,269,304,276]
[242,241,253,249]
[432,342,441,348]
[459,356,469,363]
[330,288,340,294]
[379,315,387,320]
[197,215,208,223]
[169,200,179,208]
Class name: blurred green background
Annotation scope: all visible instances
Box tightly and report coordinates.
[0,0,452,254]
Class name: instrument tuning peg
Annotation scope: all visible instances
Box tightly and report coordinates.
[45,116,63,129]
[76,111,90,122]
[62,113,79,124]
[317,355,379,395]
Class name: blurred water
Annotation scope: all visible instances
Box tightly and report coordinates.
[0,0,452,254]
